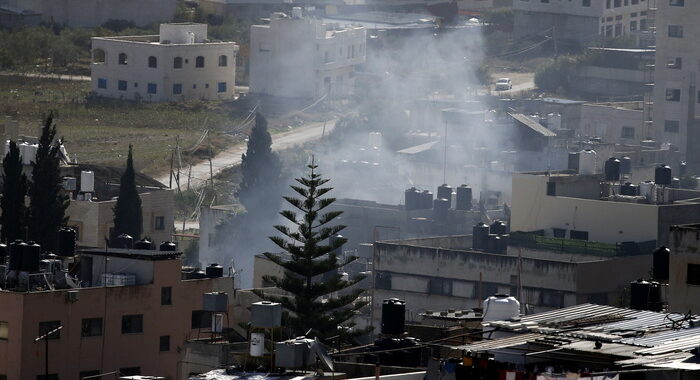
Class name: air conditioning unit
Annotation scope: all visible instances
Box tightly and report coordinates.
[66,290,79,302]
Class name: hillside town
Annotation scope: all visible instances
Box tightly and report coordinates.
[2,0,700,379]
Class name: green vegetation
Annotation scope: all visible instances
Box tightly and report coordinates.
[28,114,69,252]
[1,141,28,243]
[113,145,143,241]
[256,161,368,343]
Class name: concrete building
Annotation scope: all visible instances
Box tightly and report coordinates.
[0,0,176,27]
[578,102,645,144]
[372,234,652,327]
[511,170,700,246]
[91,23,239,103]
[568,47,654,98]
[668,223,700,314]
[651,0,700,169]
[513,0,650,47]
[0,247,234,380]
[0,4,40,28]
[250,9,366,99]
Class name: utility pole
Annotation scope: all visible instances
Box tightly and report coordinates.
[552,25,558,61]
[169,148,174,189]
[207,132,216,204]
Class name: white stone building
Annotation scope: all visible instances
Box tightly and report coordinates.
[91,23,239,103]
[250,8,366,99]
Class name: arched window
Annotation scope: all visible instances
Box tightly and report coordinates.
[118,53,128,65]
[173,57,183,69]
[195,56,205,68]
[148,56,157,68]
[218,55,227,67]
[92,49,106,64]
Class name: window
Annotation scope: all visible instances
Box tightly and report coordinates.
[195,56,205,68]
[667,57,682,69]
[174,57,183,69]
[614,23,622,37]
[570,230,589,240]
[666,88,681,101]
[615,15,622,20]
[121,314,143,334]
[668,25,684,38]
[218,55,227,67]
[134,82,138,88]
[0,321,7,340]
[161,287,172,305]
[118,53,128,65]
[147,83,157,94]
[191,310,212,329]
[80,370,100,379]
[687,264,700,285]
[428,277,453,296]
[582,0,591,5]
[606,0,611,8]
[375,272,392,290]
[546,182,556,196]
[205,83,209,89]
[621,126,635,138]
[217,82,227,93]
[665,120,680,133]
[670,0,684,6]
[553,228,566,238]
[97,78,107,89]
[81,318,102,337]
[159,335,170,351]
[155,215,165,229]
[630,20,637,31]
[540,290,564,307]
[118,80,127,91]
[614,0,621,6]
[172,84,182,95]
[39,321,61,339]
[192,84,197,89]
[119,368,141,376]
[92,49,106,64]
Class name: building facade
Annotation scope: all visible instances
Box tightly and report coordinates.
[513,0,650,47]
[668,223,700,314]
[0,249,234,380]
[250,9,366,99]
[651,0,700,168]
[91,23,239,103]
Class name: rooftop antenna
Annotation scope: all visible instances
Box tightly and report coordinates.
[442,119,447,184]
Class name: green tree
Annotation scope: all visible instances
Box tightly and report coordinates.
[257,160,368,342]
[1,141,28,243]
[113,145,143,240]
[236,113,282,212]
[28,113,69,251]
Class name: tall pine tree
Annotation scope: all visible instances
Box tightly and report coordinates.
[1,141,28,243]
[236,112,282,213]
[258,160,368,342]
[113,145,143,240]
[28,113,69,251]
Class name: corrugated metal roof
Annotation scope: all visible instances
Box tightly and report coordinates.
[509,113,557,137]
[621,327,700,348]
[456,333,551,352]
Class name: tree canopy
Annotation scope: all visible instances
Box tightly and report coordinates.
[1,141,28,243]
[113,144,143,241]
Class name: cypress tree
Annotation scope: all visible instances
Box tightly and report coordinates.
[236,112,282,213]
[113,144,143,240]
[257,160,368,342]
[1,141,28,243]
[28,113,69,251]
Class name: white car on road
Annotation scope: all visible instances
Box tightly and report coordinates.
[495,78,512,91]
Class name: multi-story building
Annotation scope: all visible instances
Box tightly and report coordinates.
[651,0,700,169]
[513,0,650,47]
[668,223,700,314]
[91,23,239,102]
[250,8,366,99]
[0,247,234,380]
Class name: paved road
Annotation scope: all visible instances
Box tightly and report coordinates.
[157,119,336,188]
[0,71,91,81]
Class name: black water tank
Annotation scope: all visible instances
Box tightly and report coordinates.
[114,234,133,249]
[22,241,41,272]
[0,243,6,259]
[630,279,650,310]
[420,191,433,209]
[437,184,453,205]
[653,246,670,282]
[190,270,206,279]
[655,164,672,186]
[490,220,507,235]
[620,182,638,196]
[671,177,680,189]
[472,223,489,250]
[206,264,224,278]
[381,298,406,335]
[456,185,472,211]
[404,188,420,211]
[487,234,508,254]
[134,238,153,250]
[648,282,662,312]
[8,240,22,271]
[433,198,449,223]
[159,241,177,251]
[57,227,76,257]
[680,161,688,177]
[568,152,580,172]
[604,157,621,181]
[620,156,632,174]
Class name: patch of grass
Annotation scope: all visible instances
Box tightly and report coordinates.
[0,75,247,176]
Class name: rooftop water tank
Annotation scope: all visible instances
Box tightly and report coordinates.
[483,294,520,322]
[437,184,453,205]
[292,6,303,18]
[620,156,632,174]
[404,187,420,211]
[568,152,580,172]
[680,161,688,177]
[381,298,406,335]
[620,182,638,196]
[604,157,621,181]
[472,223,489,250]
[250,332,265,357]
[22,241,41,272]
[432,198,449,223]
[57,227,76,257]
[203,292,228,312]
[648,281,662,312]
[456,185,472,211]
[671,177,680,189]
[251,301,282,328]
[0,243,6,260]
[114,234,133,249]
[630,279,650,310]
[8,240,21,271]
[579,149,597,175]
[80,170,95,193]
[159,241,177,251]
[205,263,223,278]
[653,246,670,282]
[655,164,672,186]
[133,238,153,250]
[490,220,507,235]
[420,190,433,209]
